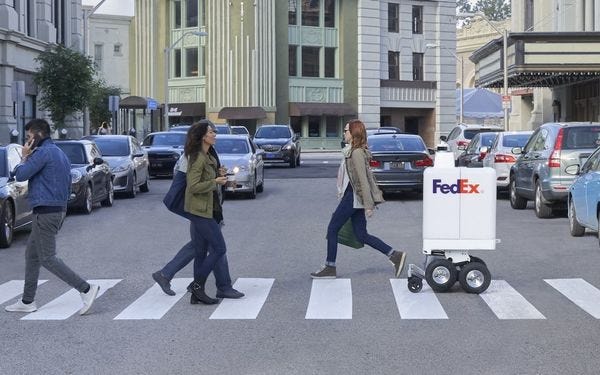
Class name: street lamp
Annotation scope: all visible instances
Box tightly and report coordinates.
[163,31,207,130]
[426,43,464,124]
[458,12,509,130]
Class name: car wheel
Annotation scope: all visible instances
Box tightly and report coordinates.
[248,176,257,199]
[127,173,137,198]
[101,179,114,207]
[509,177,527,209]
[534,180,553,218]
[425,259,457,292]
[139,174,150,193]
[82,185,93,214]
[0,201,14,248]
[568,198,585,237]
[289,155,297,168]
[257,177,264,193]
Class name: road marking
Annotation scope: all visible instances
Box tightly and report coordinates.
[114,278,192,320]
[480,280,546,319]
[210,278,274,320]
[545,278,600,318]
[305,279,352,319]
[21,279,121,320]
[0,280,47,305]
[390,279,448,319]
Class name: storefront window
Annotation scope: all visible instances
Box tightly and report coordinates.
[325,116,339,137]
[308,116,321,137]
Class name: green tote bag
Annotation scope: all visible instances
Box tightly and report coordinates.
[337,219,364,249]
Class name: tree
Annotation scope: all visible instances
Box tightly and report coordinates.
[457,0,473,14]
[89,81,121,133]
[34,44,96,129]
[457,0,511,22]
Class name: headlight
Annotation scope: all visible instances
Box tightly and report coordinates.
[282,142,293,150]
[71,170,83,183]
[112,164,129,173]
[230,165,248,174]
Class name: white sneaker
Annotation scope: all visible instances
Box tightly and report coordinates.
[5,300,37,313]
[79,284,100,315]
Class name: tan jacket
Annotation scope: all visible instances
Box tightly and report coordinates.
[184,152,218,218]
[345,148,384,210]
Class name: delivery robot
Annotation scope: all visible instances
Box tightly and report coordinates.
[407,149,497,294]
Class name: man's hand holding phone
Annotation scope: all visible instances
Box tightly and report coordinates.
[22,133,41,160]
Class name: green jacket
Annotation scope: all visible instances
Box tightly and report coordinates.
[184,152,218,218]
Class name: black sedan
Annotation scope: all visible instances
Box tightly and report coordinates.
[0,144,32,248]
[55,140,114,214]
[142,132,186,177]
[456,132,498,168]
[367,133,433,193]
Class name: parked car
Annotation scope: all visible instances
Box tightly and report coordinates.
[142,131,186,177]
[482,131,533,190]
[509,122,600,218]
[231,125,250,135]
[215,123,233,134]
[568,146,600,242]
[253,125,301,167]
[341,127,404,148]
[55,140,114,214]
[456,132,499,168]
[0,144,32,248]
[83,135,150,198]
[441,123,504,161]
[214,134,265,199]
[367,133,433,193]
[168,124,191,133]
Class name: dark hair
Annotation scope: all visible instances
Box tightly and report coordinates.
[184,119,215,164]
[25,119,51,138]
[347,119,367,150]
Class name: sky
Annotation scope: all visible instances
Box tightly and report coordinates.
[82,0,134,16]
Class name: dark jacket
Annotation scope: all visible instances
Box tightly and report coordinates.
[14,138,71,208]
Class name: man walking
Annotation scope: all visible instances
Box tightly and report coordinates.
[5,119,99,315]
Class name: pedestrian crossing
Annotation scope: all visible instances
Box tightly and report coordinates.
[3,277,600,321]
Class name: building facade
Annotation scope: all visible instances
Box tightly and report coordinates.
[134,0,455,148]
[0,0,83,143]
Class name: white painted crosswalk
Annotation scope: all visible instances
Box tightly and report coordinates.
[4,277,600,321]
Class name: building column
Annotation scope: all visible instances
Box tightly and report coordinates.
[357,0,381,128]
[575,0,585,31]
[585,0,594,30]
[596,0,600,31]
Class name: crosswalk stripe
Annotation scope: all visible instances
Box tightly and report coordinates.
[480,280,546,319]
[545,278,600,319]
[0,280,47,305]
[390,279,448,319]
[305,279,352,320]
[21,279,121,320]
[209,278,274,320]
[114,278,192,320]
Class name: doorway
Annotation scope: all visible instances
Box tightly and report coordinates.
[405,117,420,135]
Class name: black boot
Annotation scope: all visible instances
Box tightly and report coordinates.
[188,280,219,305]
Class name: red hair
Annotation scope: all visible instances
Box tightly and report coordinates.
[347,119,367,150]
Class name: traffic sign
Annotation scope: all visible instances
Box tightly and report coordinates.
[502,95,511,110]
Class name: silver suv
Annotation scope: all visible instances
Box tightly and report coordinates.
[509,122,600,218]
[441,123,504,161]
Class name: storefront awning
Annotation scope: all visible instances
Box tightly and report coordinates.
[169,102,205,117]
[119,96,158,110]
[218,106,266,119]
[289,102,356,116]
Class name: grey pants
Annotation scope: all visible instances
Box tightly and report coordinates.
[22,212,89,302]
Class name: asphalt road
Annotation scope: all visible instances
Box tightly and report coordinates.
[1,162,600,374]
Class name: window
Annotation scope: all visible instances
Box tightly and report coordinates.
[288,0,297,25]
[289,45,297,76]
[173,0,181,28]
[113,44,122,55]
[325,116,339,137]
[412,6,423,34]
[308,116,321,137]
[174,49,181,78]
[186,0,198,27]
[302,0,319,26]
[94,44,103,69]
[324,47,335,77]
[185,48,198,76]
[302,46,320,77]
[290,117,302,135]
[388,3,399,33]
[412,53,423,81]
[388,51,399,80]
[324,0,335,27]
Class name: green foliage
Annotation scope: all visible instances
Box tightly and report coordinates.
[89,81,121,132]
[473,0,511,21]
[34,45,96,128]
[457,0,473,13]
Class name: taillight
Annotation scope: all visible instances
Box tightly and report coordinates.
[457,140,469,150]
[548,129,564,168]
[494,154,516,163]
[415,156,433,167]
[478,151,488,161]
[369,159,381,168]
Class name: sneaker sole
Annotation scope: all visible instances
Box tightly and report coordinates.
[5,307,37,313]
[79,285,100,315]
[392,252,407,278]
[310,275,336,279]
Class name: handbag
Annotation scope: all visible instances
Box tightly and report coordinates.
[163,170,187,217]
[337,219,364,249]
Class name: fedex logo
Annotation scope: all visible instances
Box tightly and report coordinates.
[432,179,480,194]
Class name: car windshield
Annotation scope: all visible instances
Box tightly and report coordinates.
[255,127,291,139]
[144,133,186,146]
[57,144,87,164]
[561,127,600,150]
[502,134,531,148]
[93,138,130,156]
[231,127,248,135]
[368,136,426,152]
[464,129,499,140]
[215,139,250,154]
[0,149,6,177]
[215,125,230,134]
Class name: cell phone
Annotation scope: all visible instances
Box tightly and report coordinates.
[28,134,42,149]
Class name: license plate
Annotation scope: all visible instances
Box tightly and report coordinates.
[266,153,276,159]
[390,161,404,169]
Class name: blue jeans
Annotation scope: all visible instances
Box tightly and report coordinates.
[326,185,392,265]
[160,222,232,290]
[189,214,227,280]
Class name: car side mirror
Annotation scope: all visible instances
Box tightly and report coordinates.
[439,135,447,142]
[511,147,523,154]
[428,148,436,155]
[565,164,580,175]
[93,157,104,165]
